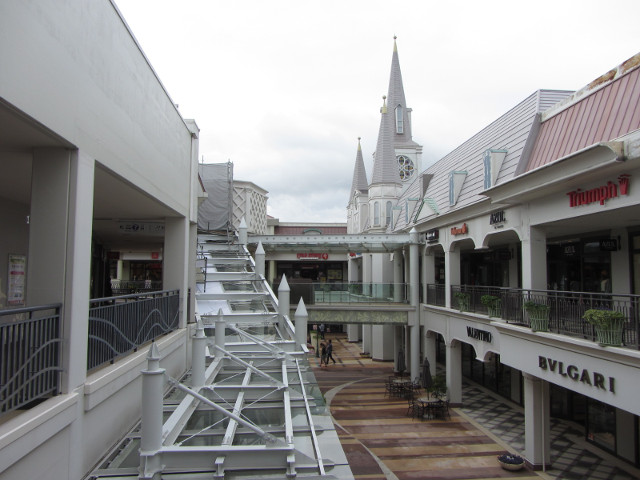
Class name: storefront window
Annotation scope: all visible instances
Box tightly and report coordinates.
[547,237,611,292]
[587,399,616,452]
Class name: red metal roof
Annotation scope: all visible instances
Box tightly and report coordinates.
[526,58,640,172]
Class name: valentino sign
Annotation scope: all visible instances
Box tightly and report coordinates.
[566,174,631,208]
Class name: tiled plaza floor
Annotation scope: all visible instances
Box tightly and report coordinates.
[310,332,640,480]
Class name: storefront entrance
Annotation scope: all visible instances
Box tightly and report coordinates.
[547,236,613,292]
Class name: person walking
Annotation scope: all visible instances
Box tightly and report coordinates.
[325,339,336,365]
[319,323,325,339]
[320,342,327,367]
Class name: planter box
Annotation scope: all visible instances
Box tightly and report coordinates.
[595,325,624,346]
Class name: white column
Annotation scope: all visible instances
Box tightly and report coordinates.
[522,373,550,468]
[362,254,372,296]
[294,298,308,350]
[238,217,248,248]
[423,248,436,303]
[445,340,462,405]
[409,228,420,380]
[140,344,165,480]
[444,247,461,309]
[278,274,290,331]
[393,249,403,302]
[521,226,547,291]
[347,324,360,342]
[191,321,206,388]
[28,148,95,394]
[164,217,189,328]
[117,260,124,280]
[362,324,372,355]
[424,331,436,377]
[394,325,402,373]
[215,310,226,359]
[255,241,265,277]
[187,223,197,324]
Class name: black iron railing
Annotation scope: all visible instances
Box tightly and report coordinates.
[110,280,163,296]
[0,304,62,417]
[88,290,180,370]
[426,284,640,350]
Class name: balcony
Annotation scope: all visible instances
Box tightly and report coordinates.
[274,281,409,306]
[426,284,640,350]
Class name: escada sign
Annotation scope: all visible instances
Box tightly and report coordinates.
[539,356,615,393]
[450,223,468,235]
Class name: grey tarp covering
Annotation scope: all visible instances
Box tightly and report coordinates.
[198,162,233,232]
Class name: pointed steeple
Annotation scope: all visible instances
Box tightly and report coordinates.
[371,95,401,185]
[349,137,368,202]
[387,36,418,147]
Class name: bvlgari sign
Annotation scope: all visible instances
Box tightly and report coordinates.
[566,174,630,208]
[539,356,615,393]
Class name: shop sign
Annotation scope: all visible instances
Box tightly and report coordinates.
[538,356,615,393]
[467,326,492,343]
[566,174,631,208]
[450,223,468,236]
[562,243,578,257]
[7,254,26,306]
[489,210,506,229]
[297,253,329,260]
[426,228,439,243]
[599,239,618,251]
[119,222,165,234]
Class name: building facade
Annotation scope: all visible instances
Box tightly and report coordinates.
[348,40,640,468]
[0,2,200,478]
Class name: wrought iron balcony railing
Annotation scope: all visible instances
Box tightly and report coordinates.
[0,304,62,417]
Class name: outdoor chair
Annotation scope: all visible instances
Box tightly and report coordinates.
[406,397,422,418]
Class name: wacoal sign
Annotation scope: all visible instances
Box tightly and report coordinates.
[566,174,630,208]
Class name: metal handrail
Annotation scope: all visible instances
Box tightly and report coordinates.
[0,304,62,417]
[425,284,640,350]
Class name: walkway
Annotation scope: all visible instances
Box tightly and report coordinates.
[311,333,640,480]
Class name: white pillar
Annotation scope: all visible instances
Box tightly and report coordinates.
[523,373,550,469]
[191,321,206,388]
[393,249,403,302]
[424,331,436,377]
[394,326,402,373]
[445,340,462,405]
[362,324,372,354]
[521,225,547,291]
[362,254,372,296]
[409,228,420,380]
[28,148,95,394]
[444,247,461,309]
[255,241,265,277]
[347,324,360,342]
[164,217,189,328]
[117,259,124,280]
[215,310,225,359]
[423,248,436,303]
[140,343,165,480]
[278,274,290,331]
[294,298,308,350]
[238,217,248,247]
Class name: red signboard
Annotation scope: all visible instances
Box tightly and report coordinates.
[297,253,329,260]
[567,174,630,207]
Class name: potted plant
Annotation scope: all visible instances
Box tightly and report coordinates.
[523,300,550,332]
[481,294,501,317]
[426,374,447,400]
[497,453,525,471]
[583,309,626,346]
[453,291,470,312]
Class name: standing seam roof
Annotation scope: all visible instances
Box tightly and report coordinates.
[526,64,640,171]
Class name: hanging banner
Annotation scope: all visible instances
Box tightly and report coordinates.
[8,254,26,306]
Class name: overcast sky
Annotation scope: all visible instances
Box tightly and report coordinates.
[115,0,639,223]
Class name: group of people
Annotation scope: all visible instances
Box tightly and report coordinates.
[320,339,336,367]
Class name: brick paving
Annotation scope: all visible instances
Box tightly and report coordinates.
[310,332,640,480]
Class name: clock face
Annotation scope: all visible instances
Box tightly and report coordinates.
[397,155,415,181]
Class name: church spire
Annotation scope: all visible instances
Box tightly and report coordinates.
[370,94,401,186]
[387,36,416,146]
[349,137,368,202]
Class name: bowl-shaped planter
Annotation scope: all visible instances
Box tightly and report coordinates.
[481,295,501,318]
[497,454,525,471]
[524,301,550,332]
[583,309,625,346]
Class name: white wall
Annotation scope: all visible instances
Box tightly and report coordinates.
[0,0,194,217]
